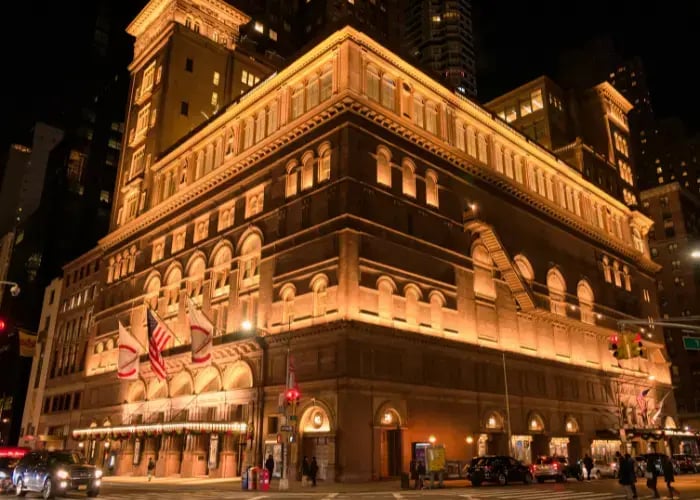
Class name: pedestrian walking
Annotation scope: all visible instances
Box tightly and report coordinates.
[645,455,660,498]
[583,454,594,480]
[265,454,275,479]
[147,457,156,482]
[662,455,680,499]
[310,456,319,487]
[410,460,419,489]
[618,453,638,499]
[416,460,426,490]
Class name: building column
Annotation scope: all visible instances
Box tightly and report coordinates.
[157,434,183,477]
[181,434,208,477]
[211,433,238,478]
[116,437,135,476]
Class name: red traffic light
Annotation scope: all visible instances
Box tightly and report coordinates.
[285,388,300,402]
[0,318,5,332]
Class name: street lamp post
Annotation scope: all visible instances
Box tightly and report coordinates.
[502,352,513,455]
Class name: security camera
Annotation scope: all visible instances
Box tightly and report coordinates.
[9,284,20,297]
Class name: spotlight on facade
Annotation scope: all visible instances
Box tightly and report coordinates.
[684,425,690,431]
[465,436,473,444]
[648,375,656,381]
[428,435,436,444]
[241,320,253,332]
[691,250,700,259]
[382,412,393,425]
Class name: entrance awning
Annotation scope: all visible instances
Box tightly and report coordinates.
[72,421,248,440]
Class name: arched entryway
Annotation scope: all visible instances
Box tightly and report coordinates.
[376,407,403,478]
[299,402,335,482]
[481,410,508,456]
[527,412,548,464]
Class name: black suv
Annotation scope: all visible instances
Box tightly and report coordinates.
[467,455,534,486]
[12,450,102,499]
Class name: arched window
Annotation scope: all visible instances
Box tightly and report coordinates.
[401,159,416,197]
[404,284,421,325]
[376,146,392,187]
[513,254,535,282]
[239,232,262,289]
[376,276,396,320]
[311,274,329,317]
[472,243,496,300]
[381,74,396,111]
[622,265,631,291]
[429,291,445,331]
[425,170,439,207]
[285,160,298,198]
[144,274,161,310]
[366,65,380,101]
[186,254,206,297]
[301,151,314,190]
[317,143,331,182]
[577,280,595,324]
[164,265,182,311]
[602,256,612,283]
[613,261,622,287]
[279,283,296,325]
[547,267,567,316]
[211,244,232,295]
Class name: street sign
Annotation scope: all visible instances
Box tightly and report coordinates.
[683,336,700,350]
[280,425,292,432]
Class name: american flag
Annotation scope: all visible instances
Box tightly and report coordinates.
[636,387,651,412]
[147,309,172,380]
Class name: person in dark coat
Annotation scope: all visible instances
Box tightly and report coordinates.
[645,455,660,498]
[309,457,319,486]
[301,456,310,484]
[147,457,156,482]
[662,455,679,499]
[410,460,419,489]
[618,454,638,499]
[265,454,275,479]
[583,454,594,480]
[416,460,426,490]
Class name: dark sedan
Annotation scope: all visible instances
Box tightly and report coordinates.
[467,455,534,486]
[13,450,102,498]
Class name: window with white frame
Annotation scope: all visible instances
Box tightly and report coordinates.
[171,226,187,254]
[211,245,232,295]
[577,280,595,324]
[211,92,219,106]
[280,284,296,324]
[429,291,444,331]
[130,146,146,177]
[455,121,466,151]
[547,268,567,316]
[225,128,236,156]
[136,104,151,136]
[141,62,156,97]
[311,274,329,317]
[376,276,395,319]
[213,71,220,86]
[602,256,612,283]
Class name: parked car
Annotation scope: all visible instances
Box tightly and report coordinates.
[532,456,582,482]
[467,456,534,486]
[588,458,618,479]
[693,455,700,471]
[0,457,21,493]
[12,450,102,498]
[673,454,698,473]
[640,453,681,476]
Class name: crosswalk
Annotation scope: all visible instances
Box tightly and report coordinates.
[458,488,628,500]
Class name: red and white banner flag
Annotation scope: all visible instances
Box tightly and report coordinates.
[188,300,213,366]
[117,322,141,380]
[147,308,172,380]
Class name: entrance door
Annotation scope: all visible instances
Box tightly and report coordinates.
[386,429,402,477]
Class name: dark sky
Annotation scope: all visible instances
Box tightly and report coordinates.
[1,0,699,153]
[475,0,700,135]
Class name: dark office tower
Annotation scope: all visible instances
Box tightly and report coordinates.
[403,0,476,97]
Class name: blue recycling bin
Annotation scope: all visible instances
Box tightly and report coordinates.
[241,467,249,490]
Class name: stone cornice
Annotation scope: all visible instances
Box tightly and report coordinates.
[593,82,634,114]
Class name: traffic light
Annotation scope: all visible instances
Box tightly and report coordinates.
[285,388,300,405]
[631,333,644,358]
[609,335,619,358]
[0,318,5,333]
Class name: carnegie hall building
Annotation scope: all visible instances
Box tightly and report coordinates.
[23,0,681,482]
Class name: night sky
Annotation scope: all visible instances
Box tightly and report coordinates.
[1,0,699,154]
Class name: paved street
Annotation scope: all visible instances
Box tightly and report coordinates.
[40,475,699,500]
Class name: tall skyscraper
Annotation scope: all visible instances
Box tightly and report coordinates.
[403,0,476,96]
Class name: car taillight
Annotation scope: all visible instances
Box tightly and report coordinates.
[553,463,559,470]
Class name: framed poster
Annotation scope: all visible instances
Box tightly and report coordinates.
[208,434,219,470]
[133,437,142,466]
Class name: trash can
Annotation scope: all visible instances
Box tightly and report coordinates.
[241,467,249,490]
[248,467,258,490]
[260,468,270,491]
[400,472,410,489]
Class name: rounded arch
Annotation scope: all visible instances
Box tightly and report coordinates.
[127,380,146,403]
[236,227,263,255]
[513,254,535,282]
[298,399,334,434]
[286,159,298,173]
[483,409,505,430]
[195,365,223,394]
[547,267,567,295]
[164,262,183,287]
[376,144,392,162]
[375,400,406,427]
[317,141,331,156]
[147,378,168,401]
[222,360,254,390]
[527,411,546,432]
[279,282,297,300]
[565,415,580,433]
[185,251,207,278]
[301,150,315,165]
[143,271,161,294]
[376,275,397,293]
[310,273,329,292]
[209,240,234,267]
[428,290,446,306]
[471,241,492,268]
[169,370,194,398]
[401,157,416,173]
[577,279,594,305]
[403,283,423,300]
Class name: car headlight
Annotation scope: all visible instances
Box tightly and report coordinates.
[56,469,70,479]
[94,470,103,479]
[0,471,6,478]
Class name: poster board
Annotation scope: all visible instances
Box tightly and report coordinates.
[426,445,446,472]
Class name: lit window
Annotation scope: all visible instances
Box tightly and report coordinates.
[241,70,249,85]
[136,103,151,136]
[381,75,395,111]
[141,62,155,97]
[269,29,277,41]
[211,92,218,106]
[245,186,264,219]
[291,87,304,119]
[213,71,220,86]
[656,167,662,174]
[318,144,331,182]
[254,22,264,33]
[376,146,392,187]
[425,170,439,207]
[520,99,532,117]
[99,190,110,203]
[366,66,380,101]
[320,70,332,101]
[432,15,441,23]
[504,106,517,123]
[531,89,543,110]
